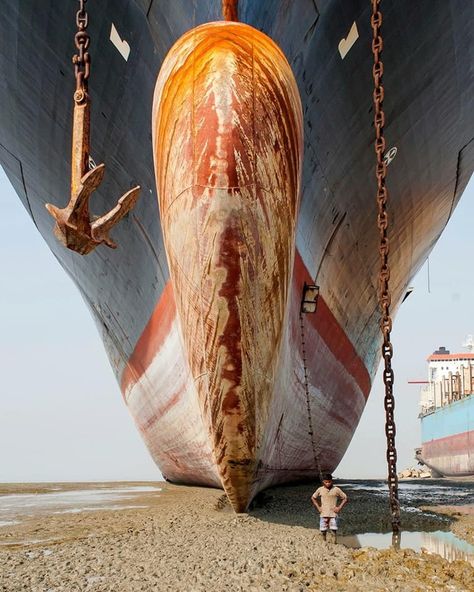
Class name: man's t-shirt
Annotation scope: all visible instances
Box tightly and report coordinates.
[312,486,347,517]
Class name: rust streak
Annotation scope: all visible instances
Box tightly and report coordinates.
[222,1,239,22]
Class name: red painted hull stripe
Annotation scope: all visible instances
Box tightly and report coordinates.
[293,251,371,398]
[120,281,176,394]
[423,430,474,456]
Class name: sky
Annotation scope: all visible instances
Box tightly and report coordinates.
[0,167,473,483]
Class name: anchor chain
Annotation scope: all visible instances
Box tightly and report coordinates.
[73,0,91,104]
[299,312,323,481]
[46,0,141,255]
[370,0,401,533]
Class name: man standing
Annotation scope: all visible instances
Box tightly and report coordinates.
[311,473,348,542]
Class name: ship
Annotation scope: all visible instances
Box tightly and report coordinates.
[0,1,473,511]
[416,342,474,477]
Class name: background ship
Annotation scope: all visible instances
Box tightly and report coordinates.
[416,341,474,477]
[0,1,473,510]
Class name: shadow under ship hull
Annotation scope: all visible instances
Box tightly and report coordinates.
[1,1,473,510]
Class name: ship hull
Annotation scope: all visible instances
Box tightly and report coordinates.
[1,1,474,508]
[420,398,474,477]
[123,250,370,498]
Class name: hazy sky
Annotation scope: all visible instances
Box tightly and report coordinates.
[0,167,473,482]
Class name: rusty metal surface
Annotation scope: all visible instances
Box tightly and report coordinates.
[72,0,91,102]
[152,21,303,511]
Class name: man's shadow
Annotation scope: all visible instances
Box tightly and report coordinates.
[248,482,324,528]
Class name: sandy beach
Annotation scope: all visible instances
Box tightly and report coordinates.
[1,481,473,591]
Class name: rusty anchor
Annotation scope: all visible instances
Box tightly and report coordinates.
[46,96,140,255]
[46,1,140,255]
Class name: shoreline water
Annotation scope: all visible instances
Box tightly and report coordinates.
[1,481,473,591]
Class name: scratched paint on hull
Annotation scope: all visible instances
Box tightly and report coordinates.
[152,21,303,510]
[125,304,220,487]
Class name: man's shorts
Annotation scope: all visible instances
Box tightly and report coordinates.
[320,516,338,531]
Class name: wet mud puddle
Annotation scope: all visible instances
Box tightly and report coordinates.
[339,479,474,566]
[339,530,474,566]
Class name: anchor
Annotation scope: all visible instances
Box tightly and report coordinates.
[45,96,140,255]
[46,0,140,255]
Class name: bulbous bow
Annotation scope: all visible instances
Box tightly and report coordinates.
[152,21,303,511]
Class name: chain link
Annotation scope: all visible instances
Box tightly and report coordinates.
[73,0,91,104]
[370,0,401,533]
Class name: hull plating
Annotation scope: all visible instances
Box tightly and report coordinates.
[420,397,474,477]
